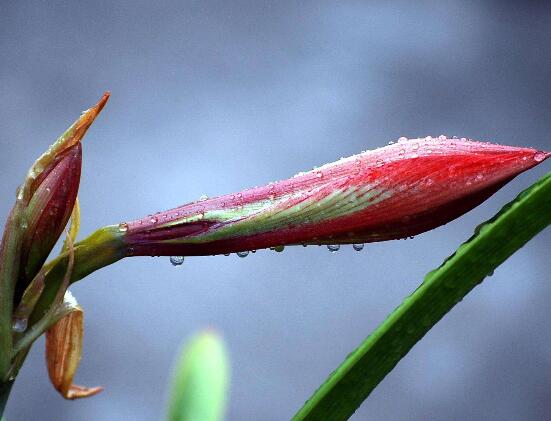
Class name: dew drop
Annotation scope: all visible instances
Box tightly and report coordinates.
[272,245,285,252]
[438,135,446,141]
[534,151,548,162]
[224,253,231,256]
[237,251,249,258]
[316,171,323,178]
[150,216,158,224]
[398,136,408,142]
[352,243,364,251]
[118,222,129,232]
[20,221,28,230]
[12,318,27,333]
[327,244,340,253]
[169,256,184,266]
[199,194,209,201]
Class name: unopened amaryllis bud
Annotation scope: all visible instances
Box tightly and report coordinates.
[14,94,109,296]
[0,93,109,378]
[122,137,549,257]
[45,296,102,399]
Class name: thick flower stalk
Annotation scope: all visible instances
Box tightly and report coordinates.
[121,137,549,257]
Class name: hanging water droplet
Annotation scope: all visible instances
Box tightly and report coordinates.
[199,194,209,201]
[272,245,285,252]
[237,251,249,258]
[224,253,231,256]
[352,243,364,251]
[118,222,129,232]
[327,244,340,253]
[169,256,184,266]
[12,317,28,333]
[534,151,548,162]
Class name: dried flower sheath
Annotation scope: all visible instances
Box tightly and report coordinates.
[123,137,549,257]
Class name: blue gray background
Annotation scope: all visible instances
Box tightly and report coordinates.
[1,1,551,420]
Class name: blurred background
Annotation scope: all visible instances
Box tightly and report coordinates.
[1,1,551,420]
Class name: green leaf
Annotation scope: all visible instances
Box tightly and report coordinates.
[292,170,551,421]
[167,330,230,421]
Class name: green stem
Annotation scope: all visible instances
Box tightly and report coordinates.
[29,225,126,326]
[0,379,14,417]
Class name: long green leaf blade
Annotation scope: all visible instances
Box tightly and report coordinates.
[293,171,551,421]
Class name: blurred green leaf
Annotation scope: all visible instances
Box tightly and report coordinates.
[167,330,229,421]
[293,171,551,421]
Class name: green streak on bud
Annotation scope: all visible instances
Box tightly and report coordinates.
[161,186,391,245]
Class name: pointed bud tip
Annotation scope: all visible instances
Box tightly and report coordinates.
[94,92,110,114]
[71,92,110,146]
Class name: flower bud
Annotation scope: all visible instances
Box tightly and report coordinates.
[14,94,109,297]
[45,303,102,399]
[123,137,549,256]
[19,144,81,286]
[0,93,109,376]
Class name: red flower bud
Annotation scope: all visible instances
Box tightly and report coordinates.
[6,93,110,301]
[122,137,549,257]
[19,144,82,284]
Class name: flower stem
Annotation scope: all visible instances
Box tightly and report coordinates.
[0,379,14,417]
[29,225,126,327]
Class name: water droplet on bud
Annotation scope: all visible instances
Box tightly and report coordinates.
[150,216,158,224]
[169,256,184,266]
[118,222,128,232]
[12,318,28,333]
[327,244,340,253]
[352,243,364,251]
[534,151,548,162]
[237,251,249,258]
[199,194,209,201]
[272,245,285,252]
